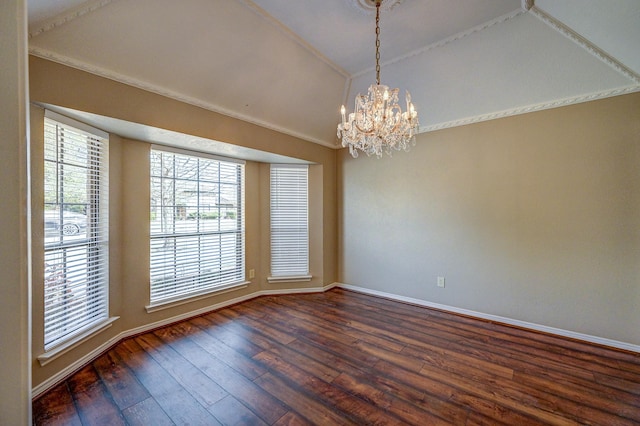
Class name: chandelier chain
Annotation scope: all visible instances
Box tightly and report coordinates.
[375,0,381,85]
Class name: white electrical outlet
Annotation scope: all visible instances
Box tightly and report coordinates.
[437,276,445,288]
[249,269,255,279]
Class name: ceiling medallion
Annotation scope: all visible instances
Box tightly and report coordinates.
[346,0,404,15]
[337,0,419,158]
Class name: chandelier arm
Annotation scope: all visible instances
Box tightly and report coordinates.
[387,106,404,132]
[386,121,402,136]
[354,121,377,135]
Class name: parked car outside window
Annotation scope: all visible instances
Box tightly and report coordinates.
[44,210,88,236]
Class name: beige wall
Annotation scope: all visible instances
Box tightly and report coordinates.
[29,56,338,390]
[0,0,31,423]
[339,92,640,346]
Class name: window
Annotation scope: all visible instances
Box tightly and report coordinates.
[269,164,310,281]
[150,147,245,305]
[43,113,109,350]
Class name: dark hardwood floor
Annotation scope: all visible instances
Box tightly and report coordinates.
[33,288,640,425]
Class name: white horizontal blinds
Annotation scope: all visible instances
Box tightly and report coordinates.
[43,117,109,350]
[270,164,309,277]
[150,149,245,303]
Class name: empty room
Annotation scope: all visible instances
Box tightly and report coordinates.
[1,0,639,424]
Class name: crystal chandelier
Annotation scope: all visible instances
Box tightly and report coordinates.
[337,0,419,158]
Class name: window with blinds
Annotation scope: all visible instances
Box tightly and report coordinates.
[269,164,310,280]
[44,114,109,350]
[150,148,245,305]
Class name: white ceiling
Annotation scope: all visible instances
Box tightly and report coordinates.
[27,0,640,150]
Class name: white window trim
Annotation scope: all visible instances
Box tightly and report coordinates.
[267,274,312,284]
[145,281,249,313]
[37,316,119,366]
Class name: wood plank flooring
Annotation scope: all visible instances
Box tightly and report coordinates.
[33,288,640,425]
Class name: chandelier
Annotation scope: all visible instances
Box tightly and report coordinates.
[337,0,419,158]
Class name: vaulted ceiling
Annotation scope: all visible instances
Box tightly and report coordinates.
[27,0,640,148]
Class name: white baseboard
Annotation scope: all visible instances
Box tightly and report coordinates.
[335,282,640,354]
[32,283,336,399]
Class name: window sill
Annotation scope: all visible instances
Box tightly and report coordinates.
[267,274,312,284]
[37,316,119,366]
[145,281,249,313]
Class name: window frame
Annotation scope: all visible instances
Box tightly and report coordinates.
[42,111,111,353]
[148,146,246,309]
[268,164,311,283]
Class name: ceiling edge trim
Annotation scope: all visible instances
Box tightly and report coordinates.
[238,0,349,79]
[529,6,640,84]
[29,48,337,149]
[420,85,640,133]
[29,0,116,39]
[351,8,525,79]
